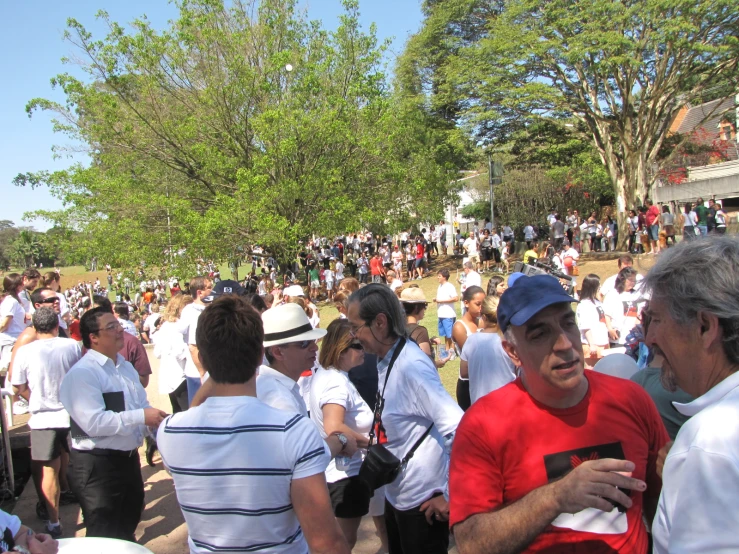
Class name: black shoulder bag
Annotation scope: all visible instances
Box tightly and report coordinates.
[358,338,434,493]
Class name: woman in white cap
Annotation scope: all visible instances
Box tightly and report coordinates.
[310,319,388,551]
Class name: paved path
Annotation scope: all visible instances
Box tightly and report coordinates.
[12,347,456,553]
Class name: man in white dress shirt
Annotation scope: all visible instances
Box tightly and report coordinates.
[646,237,739,553]
[60,307,167,541]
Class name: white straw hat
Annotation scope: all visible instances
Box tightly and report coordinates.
[262,304,326,347]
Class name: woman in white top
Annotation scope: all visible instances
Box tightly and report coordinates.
[715,204,727,234]
[452,285,485,411]
[460,296,516,405]
[661,205,677,246]
[153,293,193,412]
[627,209,640,253]
[603,267,645,347]
[310,319,381,551]
[682,202,698,241]
[576,274,612,367]
[0,274,27,375]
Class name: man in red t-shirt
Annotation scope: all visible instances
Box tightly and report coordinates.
[449,274,668,553]
[645,198,662,255]
[369,252,385,284]
[414,238,426,280]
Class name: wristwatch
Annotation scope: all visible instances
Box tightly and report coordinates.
[13,546,31,554]
[335,432,348,452]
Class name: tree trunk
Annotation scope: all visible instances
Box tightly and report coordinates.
[612,149,648,251]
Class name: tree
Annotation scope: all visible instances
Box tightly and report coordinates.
[9,230,42,269]
[16,0,463,275]
[405,0,739,248]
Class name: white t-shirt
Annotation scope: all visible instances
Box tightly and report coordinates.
[603,290,646,344]
[157,396,330,554]
[460,333,516,405]
[153,321,188,395]
[0,296,26,344]
[376,340,463,510]
[324,269,334,283]
[463,270,482,290]
[576,299,610,347]
[523,226,535,240]
[56,292,69,330]
[436,282,458,319]
[11,337,82,429]
[599,272,643,298]
[463,237,478,255]
[335,262,345,280]
[389,279,403,292]
[178,302,206,378]
[143,313,161,336]
[309,367,373,483]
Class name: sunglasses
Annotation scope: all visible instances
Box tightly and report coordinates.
[40,297,60,304]
[286,339,316,349]
[348,343,363,350]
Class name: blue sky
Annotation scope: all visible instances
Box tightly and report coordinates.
[0,0,423,230]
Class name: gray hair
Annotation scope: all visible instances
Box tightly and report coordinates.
[463,261,474,270]
[32,307,59,334]
[643,236,739,364]
[348,283,408,339]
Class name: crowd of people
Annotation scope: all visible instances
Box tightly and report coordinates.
[0,210,738,553]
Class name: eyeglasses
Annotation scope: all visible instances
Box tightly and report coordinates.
[39,297,60,304]
[286,339,316,349]
[348,343,363,350]
[97,323,123,333]
[349,323,367,338]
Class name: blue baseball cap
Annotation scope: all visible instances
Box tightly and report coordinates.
[498,274,577,333]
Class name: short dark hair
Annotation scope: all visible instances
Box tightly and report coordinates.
[195,296,263,384]
[30,287,53,307]
[617,254,634,268]
[438,269,450,280]
[114,302,130,319]
[80,307,110,349]
[93,295,113,313]
[22,268,41,281]
[32,307,59,334]
[189,276,211,299]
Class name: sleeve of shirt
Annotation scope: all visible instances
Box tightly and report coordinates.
[460,336,474,362]
[602,291,620,320]
[0,298,14,319]
[9,348,27,386]
[317,372,349,409]
[449,406,503,529]
[0,509,21,540]
[408,355,463,437]
[289,416,331,479]
[127,337,152,376]
[60,367,146,437]
[577,303,596,332]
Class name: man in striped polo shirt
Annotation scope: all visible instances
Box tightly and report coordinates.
[157,296,350,554]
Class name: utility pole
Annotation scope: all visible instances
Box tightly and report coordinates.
[488,153,503,228]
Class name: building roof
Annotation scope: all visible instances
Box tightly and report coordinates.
[675,97,735,135]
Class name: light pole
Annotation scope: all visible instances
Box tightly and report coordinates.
[487,152,503,228]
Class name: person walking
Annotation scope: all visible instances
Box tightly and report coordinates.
[433,270,458,357]
[681,202,698,242]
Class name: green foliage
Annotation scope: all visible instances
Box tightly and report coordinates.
[404,0,739,246]
[17,0,463,275]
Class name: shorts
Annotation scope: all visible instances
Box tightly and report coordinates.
[493,248,501,263]
[649,224,660,241]
[372,275,383,283]
[438,317,456,338]
[414,258,424,268]
[310,279,320,288]
[31,428,70,462]
[664,225,675,237]
[326,280,334,291]
[369,485,386,517]
[328,476,371,518]
[480,248,490,262]
[468,253,480,263]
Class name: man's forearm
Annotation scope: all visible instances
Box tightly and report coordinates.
[455,483,560,554]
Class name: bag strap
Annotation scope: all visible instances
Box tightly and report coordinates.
[401,423,434,466]
[368,338,406,447]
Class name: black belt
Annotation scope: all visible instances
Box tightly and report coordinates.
[74,447,139,458]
